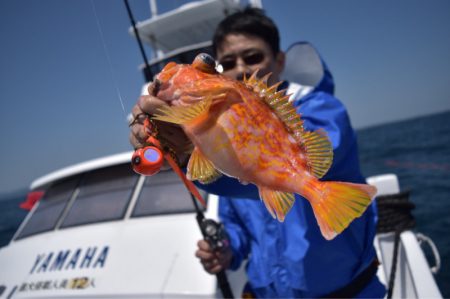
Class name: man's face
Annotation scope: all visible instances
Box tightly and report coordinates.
[216,34,285,86]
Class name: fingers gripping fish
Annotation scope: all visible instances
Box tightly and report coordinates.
[152,53,377,240]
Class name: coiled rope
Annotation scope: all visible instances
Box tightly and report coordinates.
[376,190,416,299]
[376,190,415,234]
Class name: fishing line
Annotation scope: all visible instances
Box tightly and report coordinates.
[90,0,127,119]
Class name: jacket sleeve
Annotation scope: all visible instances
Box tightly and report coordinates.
[218,197,251,270]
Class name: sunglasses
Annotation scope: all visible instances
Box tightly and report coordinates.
[218,51,265,71]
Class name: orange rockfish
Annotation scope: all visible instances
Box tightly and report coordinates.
[153,53,376,240]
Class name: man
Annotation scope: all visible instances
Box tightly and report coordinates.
[130,7,386,298]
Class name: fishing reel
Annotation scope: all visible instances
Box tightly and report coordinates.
[201,219,230,251]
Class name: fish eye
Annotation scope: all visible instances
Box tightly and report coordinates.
[199,53,215,67]
[192,53,217,74]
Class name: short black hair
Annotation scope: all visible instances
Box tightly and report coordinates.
[212,7,280,57]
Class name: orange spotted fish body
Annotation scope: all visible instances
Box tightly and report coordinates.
[153,53,376,240]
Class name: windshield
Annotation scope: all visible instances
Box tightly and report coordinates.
[132,170,204,217]
[60,165,138,228]
[14,165,205,240]
[15,176,79,239]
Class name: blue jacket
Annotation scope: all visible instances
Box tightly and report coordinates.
[197,44,385,298]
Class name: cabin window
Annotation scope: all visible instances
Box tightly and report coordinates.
[15,177,79,239]
[132,170,203,217]
[60,165,138,228]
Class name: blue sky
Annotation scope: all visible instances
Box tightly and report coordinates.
[1,0,449,194]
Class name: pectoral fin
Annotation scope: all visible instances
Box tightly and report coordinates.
[302,129,333,178]
[258,187,295,222]
[187,147,222,184]
[152,96,213,125]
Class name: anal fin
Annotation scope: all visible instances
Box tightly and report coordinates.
[187,147,222,184]
[258,187,295,222]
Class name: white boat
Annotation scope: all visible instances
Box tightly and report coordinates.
[0,1,443,298]
[0,152,246,298]
[0,154,442,298]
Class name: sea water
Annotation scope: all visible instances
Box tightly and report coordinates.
[358,110,450,297]
[1,111,449,297]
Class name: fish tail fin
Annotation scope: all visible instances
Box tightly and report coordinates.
[305,180,377,240]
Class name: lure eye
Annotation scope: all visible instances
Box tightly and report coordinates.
[192,53,217,74]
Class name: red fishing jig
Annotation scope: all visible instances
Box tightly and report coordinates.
[131,117,164,176]
[130,115,206,207]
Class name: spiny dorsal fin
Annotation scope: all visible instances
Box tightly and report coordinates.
[187,147,222,184]
[244,70,333,178]
[244,70,305,143]
[153,96,213,125]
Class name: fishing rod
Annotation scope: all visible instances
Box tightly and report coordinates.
[123,1,234,298]
[131,119,233,298]
[190,188,235,299]
[123,0,152,82]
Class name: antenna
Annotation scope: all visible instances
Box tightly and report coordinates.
[149,0,158,17]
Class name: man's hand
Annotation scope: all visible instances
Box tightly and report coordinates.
[129,82,192,165]
[195,239,232,274]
